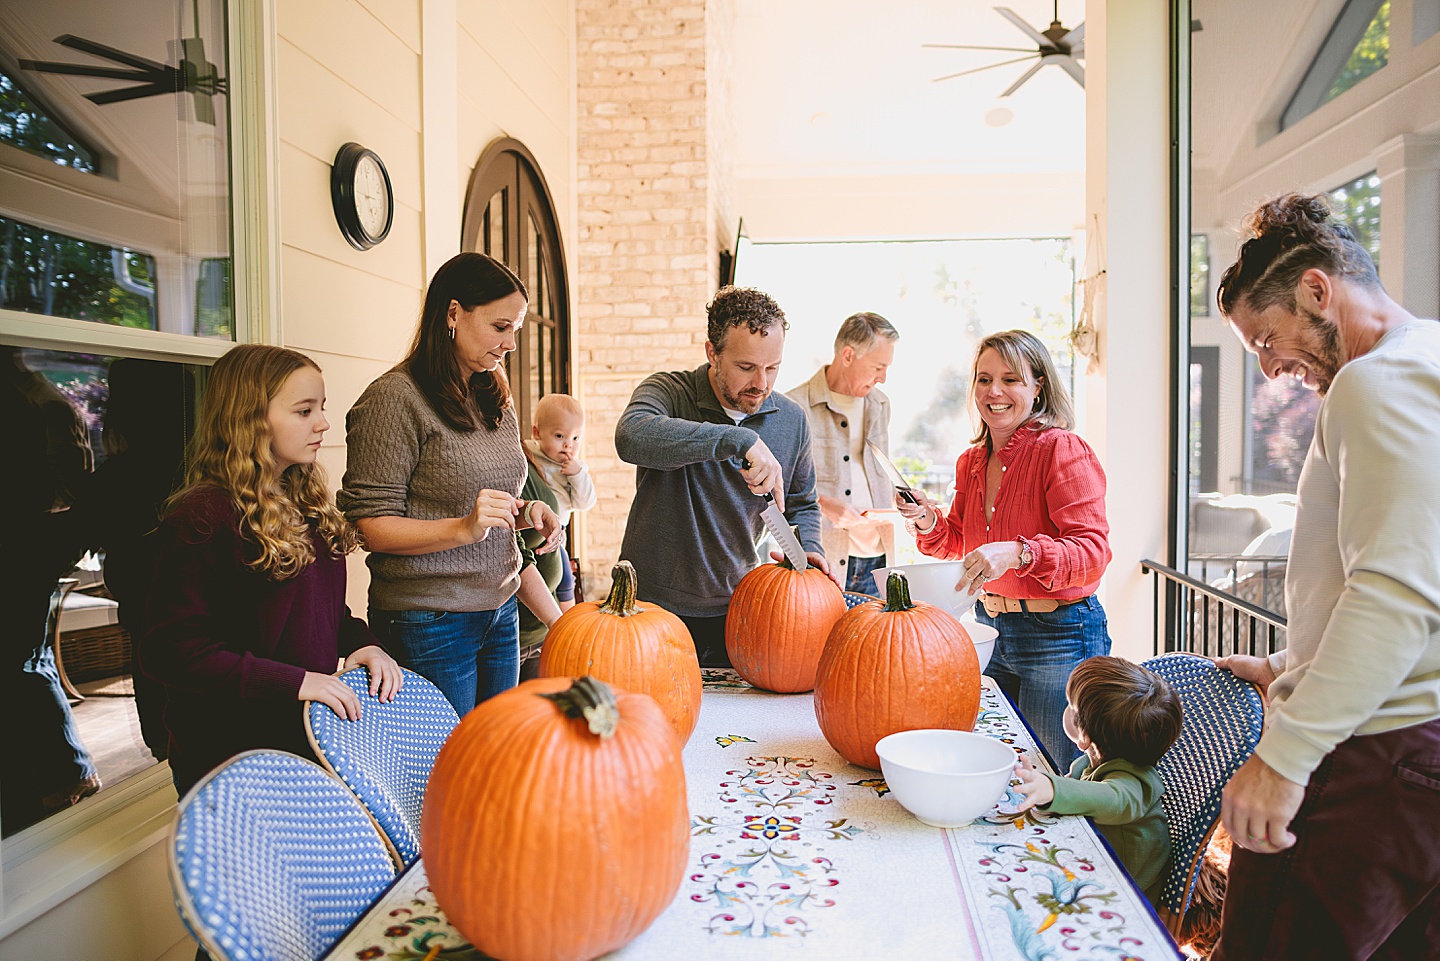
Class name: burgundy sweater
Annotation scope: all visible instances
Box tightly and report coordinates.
[139,485,373,794]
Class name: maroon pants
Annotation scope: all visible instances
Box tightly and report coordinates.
[1214,717,1440,960]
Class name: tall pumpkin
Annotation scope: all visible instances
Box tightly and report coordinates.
[813,571,981,769]
[725,555,847,693]
[422,676,688,961]
[538,560,702,742]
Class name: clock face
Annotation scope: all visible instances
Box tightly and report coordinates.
[353,155,390,238]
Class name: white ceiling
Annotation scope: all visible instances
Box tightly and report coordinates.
[732,0,1087,180]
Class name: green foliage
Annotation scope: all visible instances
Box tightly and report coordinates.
[1327,172,1381,271]
[1189,235,1210,317]
[1326,1,1389,103]
[0,68,97,172]
[0,215,156,329]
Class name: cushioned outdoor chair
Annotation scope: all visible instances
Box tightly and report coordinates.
[305,667,460,865]
[1141,652,1265,938]
[169,750,400,961]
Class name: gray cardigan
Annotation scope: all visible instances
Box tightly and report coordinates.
[337,368,526,613]
[615,363,822,617]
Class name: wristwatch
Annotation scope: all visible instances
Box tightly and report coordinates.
[1015,537,1034,569]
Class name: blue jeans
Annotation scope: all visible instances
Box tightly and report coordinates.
[973,595,1111,770]
[844,554,888,595]
[371,596,520,716]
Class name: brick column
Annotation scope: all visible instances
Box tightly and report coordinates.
[574,0,735,598]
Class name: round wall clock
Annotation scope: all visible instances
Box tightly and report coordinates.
[331,142,393,250]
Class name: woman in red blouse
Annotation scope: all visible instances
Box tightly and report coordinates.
[896,330,1112,767]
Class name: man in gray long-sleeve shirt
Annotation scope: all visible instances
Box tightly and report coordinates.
[615,286,830,666]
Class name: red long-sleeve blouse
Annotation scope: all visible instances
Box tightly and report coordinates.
[916,425,1111,600]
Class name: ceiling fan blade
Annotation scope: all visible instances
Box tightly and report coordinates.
[54,34,167,72]
[1062,22,1085,48]
[922,43,1036,52]
[999,58,1047,97]
[1056,55,1085,88]
[994,7,1050,48]
[932,54,1039,83]
[85,82,177,105]
[16,60,153,82]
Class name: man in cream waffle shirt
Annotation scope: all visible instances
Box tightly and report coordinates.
[1211,192,1440,961]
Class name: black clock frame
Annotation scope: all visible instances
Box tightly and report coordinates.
[331,142,393,251]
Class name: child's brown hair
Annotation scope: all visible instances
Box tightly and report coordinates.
[1068,656,1183,767]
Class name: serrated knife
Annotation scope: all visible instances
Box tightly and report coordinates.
[758,492,808,571]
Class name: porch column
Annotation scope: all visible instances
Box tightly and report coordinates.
[1375,133,1440,320]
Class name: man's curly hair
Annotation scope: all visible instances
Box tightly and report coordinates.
[707,285,788,351]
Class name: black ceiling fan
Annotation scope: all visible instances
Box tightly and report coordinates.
[17,4,226,125]
[925,3,1085,96]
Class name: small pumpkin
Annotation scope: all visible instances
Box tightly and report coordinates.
[538,560,702,741]
[422,676,688,961]
[725,551,847,693]
[813,570,982,769]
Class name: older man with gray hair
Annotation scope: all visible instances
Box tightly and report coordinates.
[786,311,900,593]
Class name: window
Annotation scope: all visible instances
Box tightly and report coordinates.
[1190,234,1210,317]
[461,139,571,434]
[1327,171,1381,270]
[1,0,234,343]
[1281,0,1389,130]
[0,66,99,172]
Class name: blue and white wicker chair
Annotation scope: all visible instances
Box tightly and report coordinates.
[842,590,877,609]
[305,667,460,865]
[1142,652,1265,937]
[169,750,400,961]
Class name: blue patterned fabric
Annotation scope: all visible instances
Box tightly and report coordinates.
[168,750,398,961]
[1142,652,1265,923]
[842,590,877,609]
[305,667,460,865]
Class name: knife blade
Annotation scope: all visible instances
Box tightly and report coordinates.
[867,442,923,506]
[758,493,808,571]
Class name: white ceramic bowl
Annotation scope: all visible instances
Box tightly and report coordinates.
[875,729,1015,828]
[872,562,979,618]
[957,617,998,674]
[872,563,995,672]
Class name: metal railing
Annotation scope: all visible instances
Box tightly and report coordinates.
[1141,559,1287,658]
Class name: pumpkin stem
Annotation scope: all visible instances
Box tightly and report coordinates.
[883,571,918,612]
[600,560,640,617]
[540,676,620,739]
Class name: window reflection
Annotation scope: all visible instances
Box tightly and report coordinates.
[0,344,200,836]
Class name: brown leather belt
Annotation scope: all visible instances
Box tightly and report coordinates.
[979,593,1088,617]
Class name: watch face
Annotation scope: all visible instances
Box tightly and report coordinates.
[353,154,390,238]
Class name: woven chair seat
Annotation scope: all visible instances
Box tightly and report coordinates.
[842,590,877,609]
[169,750,399,961]
[1142,652,1265,931]
[306,668,460,866]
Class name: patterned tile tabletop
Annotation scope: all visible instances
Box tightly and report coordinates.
[323,673,1181,961]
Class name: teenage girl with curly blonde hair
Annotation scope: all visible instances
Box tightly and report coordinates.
[140,344,402,796]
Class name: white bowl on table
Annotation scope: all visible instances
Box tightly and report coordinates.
[876,729,1015,828]
[872,562,998,672]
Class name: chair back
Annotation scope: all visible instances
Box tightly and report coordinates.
[842,590,877,609]
[169,750,399,961]
[1142,652,1264,934]
[305,667,460,865]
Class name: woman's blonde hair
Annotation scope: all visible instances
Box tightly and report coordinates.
[171,344,359,579]
[969,329,1075,448]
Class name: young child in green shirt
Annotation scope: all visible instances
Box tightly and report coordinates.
[1012,655,1183,905]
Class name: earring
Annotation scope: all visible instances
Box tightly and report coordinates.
[447,326,456,340]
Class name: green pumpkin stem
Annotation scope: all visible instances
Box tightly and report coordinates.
[539,676,619,739]
[883,571,918,612]
[599,560,640,617]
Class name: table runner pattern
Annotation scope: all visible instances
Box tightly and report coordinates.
[324,673,1180,961]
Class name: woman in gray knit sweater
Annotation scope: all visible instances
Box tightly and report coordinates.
[338,254,564,715]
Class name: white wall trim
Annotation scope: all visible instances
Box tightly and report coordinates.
[229,0,282,346]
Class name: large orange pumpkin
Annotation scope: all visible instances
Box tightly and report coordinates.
[538,560,702,742]
[422,676,688,961]
[725,555,847,693]
[813,571,981,769]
